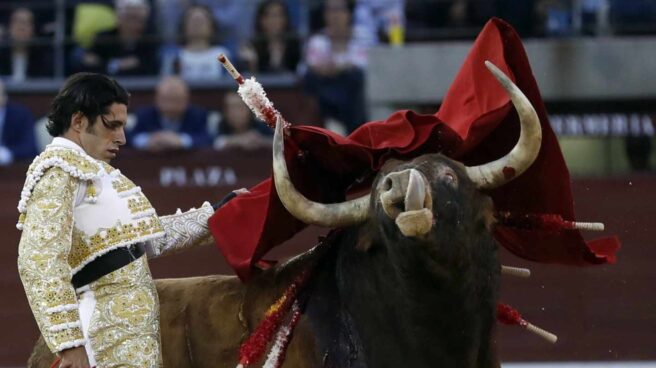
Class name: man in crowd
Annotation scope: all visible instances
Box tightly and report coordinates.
[130,76,212,151]
[0,79,38,165]
[75,0,159,76]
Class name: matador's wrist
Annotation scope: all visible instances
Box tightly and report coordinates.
[212,188,249,210]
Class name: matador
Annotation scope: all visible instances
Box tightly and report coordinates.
[16,73,227,367]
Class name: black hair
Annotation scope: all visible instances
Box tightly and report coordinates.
[46,73,129,137]
[254,0,292,36]
[178,4,218,45]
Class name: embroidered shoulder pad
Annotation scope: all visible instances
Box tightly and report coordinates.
[17,147,103,216]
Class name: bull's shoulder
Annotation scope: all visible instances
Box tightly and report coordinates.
[155,275,245,301]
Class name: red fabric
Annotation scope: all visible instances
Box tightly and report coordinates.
[209,18,620,281]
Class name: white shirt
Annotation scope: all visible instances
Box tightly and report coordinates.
[178,46,230,81]
[305,34,369,70]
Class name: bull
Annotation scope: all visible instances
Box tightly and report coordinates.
[29,62,540,367]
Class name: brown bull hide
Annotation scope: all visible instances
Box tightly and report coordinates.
[28,254,322,368]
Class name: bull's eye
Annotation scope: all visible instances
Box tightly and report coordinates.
[443,172,457,186]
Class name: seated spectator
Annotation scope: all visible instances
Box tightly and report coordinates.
[0,80,38,165]
[130,76,212,152]
[214,92,272,151]
[0,7,54,80]
[73,0,159,76]
[155,0,256,58]
[162,4,230,80]
[303,0,368,134]
[239,0,302,74]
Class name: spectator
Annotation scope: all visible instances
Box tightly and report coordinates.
[74,0,159,76]
[213,92,272,151]
[240,0,302,74]
[303,0,368,134]
[0,80,38,165]
[130,76,212,152]
[536,0,574,36]
[162,4,230,80]
[0,7,54,80]
[156,0,256,59]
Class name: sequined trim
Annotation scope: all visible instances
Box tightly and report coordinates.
[45,304,78,314]
[17,147,102,217]
[112,175,138,195]
[69,216,165,274]
[128,195,155,216]
[117,186,142,199]
[55,338,87,352]
[48,310,80,326]
[49,321,82,332]
[132,209,157,220]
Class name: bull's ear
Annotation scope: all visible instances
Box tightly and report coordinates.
[355,223,376,251]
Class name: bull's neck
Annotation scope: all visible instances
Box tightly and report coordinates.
[307,227,498,367]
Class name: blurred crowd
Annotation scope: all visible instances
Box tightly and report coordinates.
[0,0,655,167]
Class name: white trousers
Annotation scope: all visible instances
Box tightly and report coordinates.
[76,286,98,367]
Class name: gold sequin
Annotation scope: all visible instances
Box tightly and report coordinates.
[68,217,164,271]
[127,194,155,215]
[48,310,80,326]
[86,256,162,367]
[111,176,137,194]
[17,167,85,352]
[26,149,101,178]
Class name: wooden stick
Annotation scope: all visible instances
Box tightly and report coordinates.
[217,54,245,84]
[571,221,605,231]
[523,321,558,344]
[501,265,531,278]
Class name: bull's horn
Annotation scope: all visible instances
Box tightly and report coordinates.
[272,117,370,227]
[465,61,542,189]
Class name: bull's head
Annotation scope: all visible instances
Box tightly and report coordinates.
[272,61,541,239]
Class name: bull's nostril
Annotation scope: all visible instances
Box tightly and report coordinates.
[383,177,392,191]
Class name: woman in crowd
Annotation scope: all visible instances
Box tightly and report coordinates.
[214,92,272,151]
[163,4,230,80]
[303,0,368,134]
[240,0,302,74]
[0,7,53,80]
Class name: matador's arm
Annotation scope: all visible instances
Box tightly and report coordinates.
[147,201,215,258]
[17,167,86,353]
[147,190,243,258]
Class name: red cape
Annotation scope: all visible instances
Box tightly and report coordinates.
[209,18,620,281]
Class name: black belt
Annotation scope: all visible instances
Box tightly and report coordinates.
[72,243,146,289]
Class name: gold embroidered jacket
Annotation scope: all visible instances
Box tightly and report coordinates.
[17,138,214,353]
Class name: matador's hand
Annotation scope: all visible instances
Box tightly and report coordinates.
[59,346,90,368]
[212,188,249,210]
